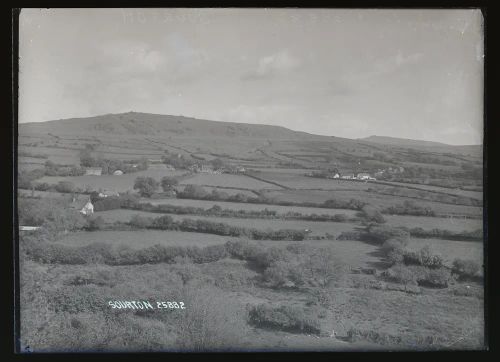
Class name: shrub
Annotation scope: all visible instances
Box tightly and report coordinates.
[129,214,154,228]
[152,215,176,230]
[55,181,75,193]
[358,205,386,224]
[175,286,247,351]
[381,237,408,255]
[364,225,410,244]
[93,197,122,211]
[224,240,261,261]
[384,265,451,289]
[180,185,208,199]
[85,216,105,231]
[248,304,322,335]
[133,176,159,197]
[383,264,418,286]
[419,268,451,288]
[161,176,178,192]
[402,246,444,269]
[452,258,482,280]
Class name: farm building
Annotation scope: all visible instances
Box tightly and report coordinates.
[200,164,214,173]
[356,173,371,180]
[70,197,94,215]
[19,226,40,231]
[113,170,124,176]
[80,200,94,215]
[164,164,176,171]
[236,166,246,173]
[98,190,120,198]
[341,174,355,179]
[84,167,102,176]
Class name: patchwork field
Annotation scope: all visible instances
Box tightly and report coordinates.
[35,165,188,192]
[18,112,485,351]
[262,190,483,218]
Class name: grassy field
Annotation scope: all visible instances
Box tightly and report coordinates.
[262,190,483,217]
[179,173,283,190]
[405,238,483,266]
[57,230,230,248]
[384,215,482,233]
[95,209,356,237]
[142,198,360,217]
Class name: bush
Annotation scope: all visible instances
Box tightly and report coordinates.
[402,246,444,269]
[384,265,451,289]
[55,181,75,193]
[161,176,178,192]
[248,304,322,335]
[175,286,247,351]
[180,185,208,199]
[419,268,451,288]
[358,205,386,224]
[129,214,154,228]
[364,225,410,244]
[152,215,176,229]
[85,216,105,231]
[383,264,418,286]
[452,258,482,280]
[93,197,122,211]
[133,177,159,197]
[224,240,261,261]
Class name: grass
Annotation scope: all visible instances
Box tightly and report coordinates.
[95,209,357,237]
[179,173,282,190]
[143,198,359,217]
[384,215,482,232]
[405,239,483,267]
[56,230,230,249]
[262,190,483,218]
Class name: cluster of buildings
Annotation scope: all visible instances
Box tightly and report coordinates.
[187,164,246,175]
[306,170,377,181]
[84,167,124,176]
[373,166,405,179]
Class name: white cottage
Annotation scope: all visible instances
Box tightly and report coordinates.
[80,200,94,215]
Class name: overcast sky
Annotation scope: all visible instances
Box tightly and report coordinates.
[19,8,484,145]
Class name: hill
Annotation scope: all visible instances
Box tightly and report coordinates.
[19,112,317,140]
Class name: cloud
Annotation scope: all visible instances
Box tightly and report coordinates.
[242,50,301,80]
[219,104,298,125]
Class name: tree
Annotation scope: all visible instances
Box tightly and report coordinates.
[211,158,225,170]
[358,205,386,224]
[133,177,159,197]
[181,185,208,199]
[79,148,95,167]
[161,176,179,192]
[55,181,75,193]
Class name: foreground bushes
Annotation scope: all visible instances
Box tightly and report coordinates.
[24,240,229,266]
[452,258,482,281]
[248,304,322,335]
[347,327,445,348]
[383,264,451,288]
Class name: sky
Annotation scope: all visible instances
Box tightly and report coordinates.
[19,8,484,145]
